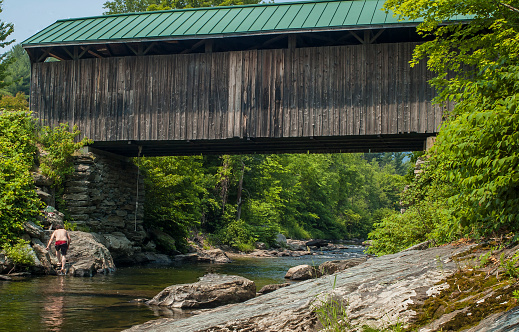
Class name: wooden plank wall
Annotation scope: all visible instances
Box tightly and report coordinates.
[31,42,445,142]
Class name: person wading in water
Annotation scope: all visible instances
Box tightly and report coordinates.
[46,225,72,275]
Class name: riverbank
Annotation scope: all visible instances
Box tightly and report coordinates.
[224,239,364,260]
[126,240,519,332]
[0,244,367,331]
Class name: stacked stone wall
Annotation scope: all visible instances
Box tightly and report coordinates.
[63,148,146,243]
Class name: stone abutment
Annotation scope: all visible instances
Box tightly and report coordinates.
[63,147,146,244]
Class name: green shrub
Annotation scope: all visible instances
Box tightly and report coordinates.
[367,158,460,256]
[39,123,92,187]
[0,93,29,111]
[500,252,519,279]
[0,106,91,245]
[2,239,35,272]
[217,219,257,252]
[314,295,350,332]
[0,110,41,244]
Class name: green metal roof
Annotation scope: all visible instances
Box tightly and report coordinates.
[21,0,466,47]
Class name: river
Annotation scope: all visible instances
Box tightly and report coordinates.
[0,245,366,332]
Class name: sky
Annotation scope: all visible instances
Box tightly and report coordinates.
[1,0,107,52]
[0,0,297,53]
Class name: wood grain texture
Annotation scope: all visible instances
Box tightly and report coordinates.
[31,43,446,142]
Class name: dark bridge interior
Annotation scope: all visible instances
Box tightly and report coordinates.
[93,133,434,157]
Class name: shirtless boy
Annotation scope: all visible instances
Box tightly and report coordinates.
[46,225,72,274]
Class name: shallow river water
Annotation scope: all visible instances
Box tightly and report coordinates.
[0,245,365,332]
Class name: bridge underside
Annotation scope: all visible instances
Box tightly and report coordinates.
[91,133,433,157]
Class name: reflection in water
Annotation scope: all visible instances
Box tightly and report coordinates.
[147,305,194,319]
[0,245,366,332]
[42,276,65,331]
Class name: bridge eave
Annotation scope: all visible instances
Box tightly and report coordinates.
[89,133,437,158]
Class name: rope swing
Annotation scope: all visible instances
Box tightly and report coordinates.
[135,145,142,232]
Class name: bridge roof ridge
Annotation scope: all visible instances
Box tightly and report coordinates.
[62,0,382,22]
[22,0,405,47]
[23,0,473,50]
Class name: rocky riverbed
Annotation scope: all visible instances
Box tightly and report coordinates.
[125,242,519,332]
[2,228,518,331]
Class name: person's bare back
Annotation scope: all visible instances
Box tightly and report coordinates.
[52,229,69,242]
[46,225,71,274]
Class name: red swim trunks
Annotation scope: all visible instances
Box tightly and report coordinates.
[55,241,68,255]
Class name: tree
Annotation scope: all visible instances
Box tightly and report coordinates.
[148,0,260,10]
[0,44,30,97]
[368,0,519,254]
[363,152,410,176]
[103,0,159,14]
[103,0,260,13]
[0,1,14,90]
[139,156,208,250]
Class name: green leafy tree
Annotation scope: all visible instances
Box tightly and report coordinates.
[148,0,260,10]
[139,151,405,252]
[103,0,159,14]
[0,92,28,110]
[235,153,404,244]
[363,152,410,176]
[139,156,208,250]
[0,0,15,90]
[368,0,519,255]
[0,44,31,97]
[0,96,91,245]
[103,0,260,13]
[0,108,41,244]
[39,124,92,187]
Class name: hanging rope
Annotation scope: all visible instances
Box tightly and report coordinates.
[135,146,142,232]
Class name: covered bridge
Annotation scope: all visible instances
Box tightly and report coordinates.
[22,0,462,156]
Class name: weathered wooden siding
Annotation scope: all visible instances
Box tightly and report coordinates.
[31,42,444,142]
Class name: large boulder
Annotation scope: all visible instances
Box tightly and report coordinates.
[147,274,256,309]
[93,232,135,264]
[23,221,44,240]
[197,248,231,263]
[29,239,53,274]
[275,234,287,247]
[133,252,172,265]
[305,239,329,248]
[65,231,116,277]
[286,239,307,251]
[285,264,320,280]
[319,258,368,275]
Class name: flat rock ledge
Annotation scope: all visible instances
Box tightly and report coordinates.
[146,274,256,309]
[126,245,519,332]
[126,244,487,332]
[257,283,291,295]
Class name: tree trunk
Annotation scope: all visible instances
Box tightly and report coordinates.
[218,156,230,214]
[236,160,245,221]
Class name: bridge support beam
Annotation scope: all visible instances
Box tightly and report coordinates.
[424,136,436,151]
